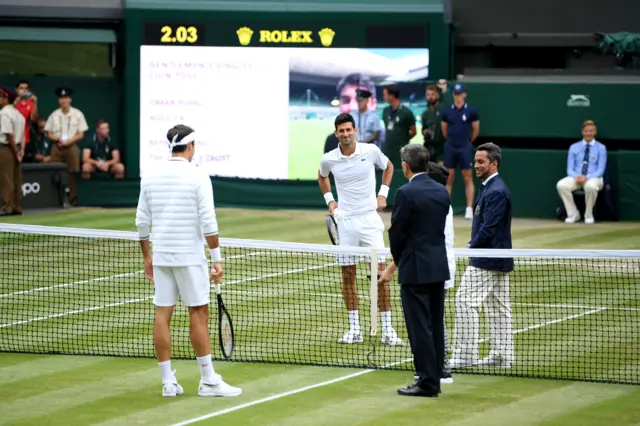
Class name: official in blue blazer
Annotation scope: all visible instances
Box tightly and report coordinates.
[450,142,514,369]
[381,144,451,397]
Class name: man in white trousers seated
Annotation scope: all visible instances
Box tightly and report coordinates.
[135,124,242,398]
[556,120,608,225]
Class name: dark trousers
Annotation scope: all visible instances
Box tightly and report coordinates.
[0,145,23,214]
[400,282,445,393]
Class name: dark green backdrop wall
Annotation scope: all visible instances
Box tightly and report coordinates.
[77,149,640,221]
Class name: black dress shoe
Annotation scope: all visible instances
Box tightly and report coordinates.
[397,383,439,397]
[11,211,22,216]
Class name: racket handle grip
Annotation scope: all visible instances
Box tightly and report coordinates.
[215,283,222,294]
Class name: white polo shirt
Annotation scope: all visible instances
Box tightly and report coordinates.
[319,142,389,217]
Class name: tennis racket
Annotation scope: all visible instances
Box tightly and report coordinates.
[325,213,339,245]
[215,283,235,359]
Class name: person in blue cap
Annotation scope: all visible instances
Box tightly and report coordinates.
[441,83,480,219]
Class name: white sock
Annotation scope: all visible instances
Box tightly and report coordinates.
[196,354,216,383]
[158,360,174,384]
[348,310,360,331]
[381,311,392,332]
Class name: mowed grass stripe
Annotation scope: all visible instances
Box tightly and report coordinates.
[0,355,108,386]
[91,364,367,426]
[444,382,635,426]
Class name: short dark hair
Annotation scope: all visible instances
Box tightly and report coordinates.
[400,144,429,173]
[383,84,400,99]
[334,113,355,130]
[96,119,108,128]
[16,80,29,88]
[426,84,439,93]
[476,142,502,166]
[427,162,449,186]
[167,124,195,153]
[337,73,377,99]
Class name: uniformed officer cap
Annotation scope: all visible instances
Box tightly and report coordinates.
[0,87,16,102]
[452,83,466,94]
[356,88,372,100]
[55,87,74,98]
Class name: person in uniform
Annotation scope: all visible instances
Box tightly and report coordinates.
[81,119,125,179]
[381,85,416,170]
[0,88,26,216]
[349,88,382,147]
[421,85,446,165]
[44,87,89,205]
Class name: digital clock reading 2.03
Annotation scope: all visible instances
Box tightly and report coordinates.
[144,24,205,46]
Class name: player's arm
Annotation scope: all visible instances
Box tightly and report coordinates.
[135,184,153,281]
[197,172,224,283]
[444,206,456,287]
[408,113,417,139]
[374,146,393,210]
[318,158,337,214]
[468,191,508,248]
[440,110,448,139]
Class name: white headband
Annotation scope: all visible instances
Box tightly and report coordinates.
[168,132,196,152]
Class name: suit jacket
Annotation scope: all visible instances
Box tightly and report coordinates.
[468,174,514,272]
[389,173,451,285]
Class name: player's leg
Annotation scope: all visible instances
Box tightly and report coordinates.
[152,266,183,397]
[451,266,492,367]
[479,272,513,367]
[360,212,403,345]
[336,217,363,343]
[461,143,475,220]
[176,263,242,397]
[443,142,456,196]
[441,289,454,383]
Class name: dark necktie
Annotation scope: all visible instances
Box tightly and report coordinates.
[582,144,591,176]
[475,184,486,205]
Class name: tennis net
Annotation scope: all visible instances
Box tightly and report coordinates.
[1,223,639,385]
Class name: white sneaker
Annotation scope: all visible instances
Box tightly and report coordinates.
[565,213,581,224]
[381,329,404,346]
[449,358,474,369]
[440,376,454,384]
[162,371,184,397]
[464,207,473,220]
[584,217,595,225]
[198,375,242,397]
[339,329,363,344]
[476,355,512,368]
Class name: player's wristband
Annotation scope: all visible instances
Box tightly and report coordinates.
[323,192,335,205]
[209,247,222,262]
[137,225,150,240]
[378,185,390,198]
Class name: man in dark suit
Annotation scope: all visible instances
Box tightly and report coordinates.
[379,144,451,397]
[450,142,514,369]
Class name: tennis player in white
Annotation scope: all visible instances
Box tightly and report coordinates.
[318,113,403,346]
[135,124,242,398]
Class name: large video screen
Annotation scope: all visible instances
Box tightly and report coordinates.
[140,46,429,180]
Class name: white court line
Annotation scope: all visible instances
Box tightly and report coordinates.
[0,251,269,298]
[168,307,606,426]
[0,262,334,328]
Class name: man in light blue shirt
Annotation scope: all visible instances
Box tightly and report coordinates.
[349,89,382,148]
[556,120,607,224]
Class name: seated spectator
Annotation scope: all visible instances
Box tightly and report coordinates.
[81,119,125,179]
[25,118,52,163]
[556,120,607,225]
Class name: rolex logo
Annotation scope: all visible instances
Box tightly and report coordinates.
[318,28,335,47]
[236,27,254,46]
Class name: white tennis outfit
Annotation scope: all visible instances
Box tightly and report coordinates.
[135,157,219,307]
[319,142,388,265]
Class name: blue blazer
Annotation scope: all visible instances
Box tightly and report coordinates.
[389,173,451,285]
[468,174,514,272]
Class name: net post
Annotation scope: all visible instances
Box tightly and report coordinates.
[370,248,379,337]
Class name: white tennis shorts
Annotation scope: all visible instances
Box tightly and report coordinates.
[336,210,386,266]
[153,262,210,307]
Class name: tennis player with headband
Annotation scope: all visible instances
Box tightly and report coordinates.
[318,113,403,346]
[135,124,241,398]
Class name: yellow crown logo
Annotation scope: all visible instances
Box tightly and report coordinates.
[318,28,335,47]
[236,27,254,46]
